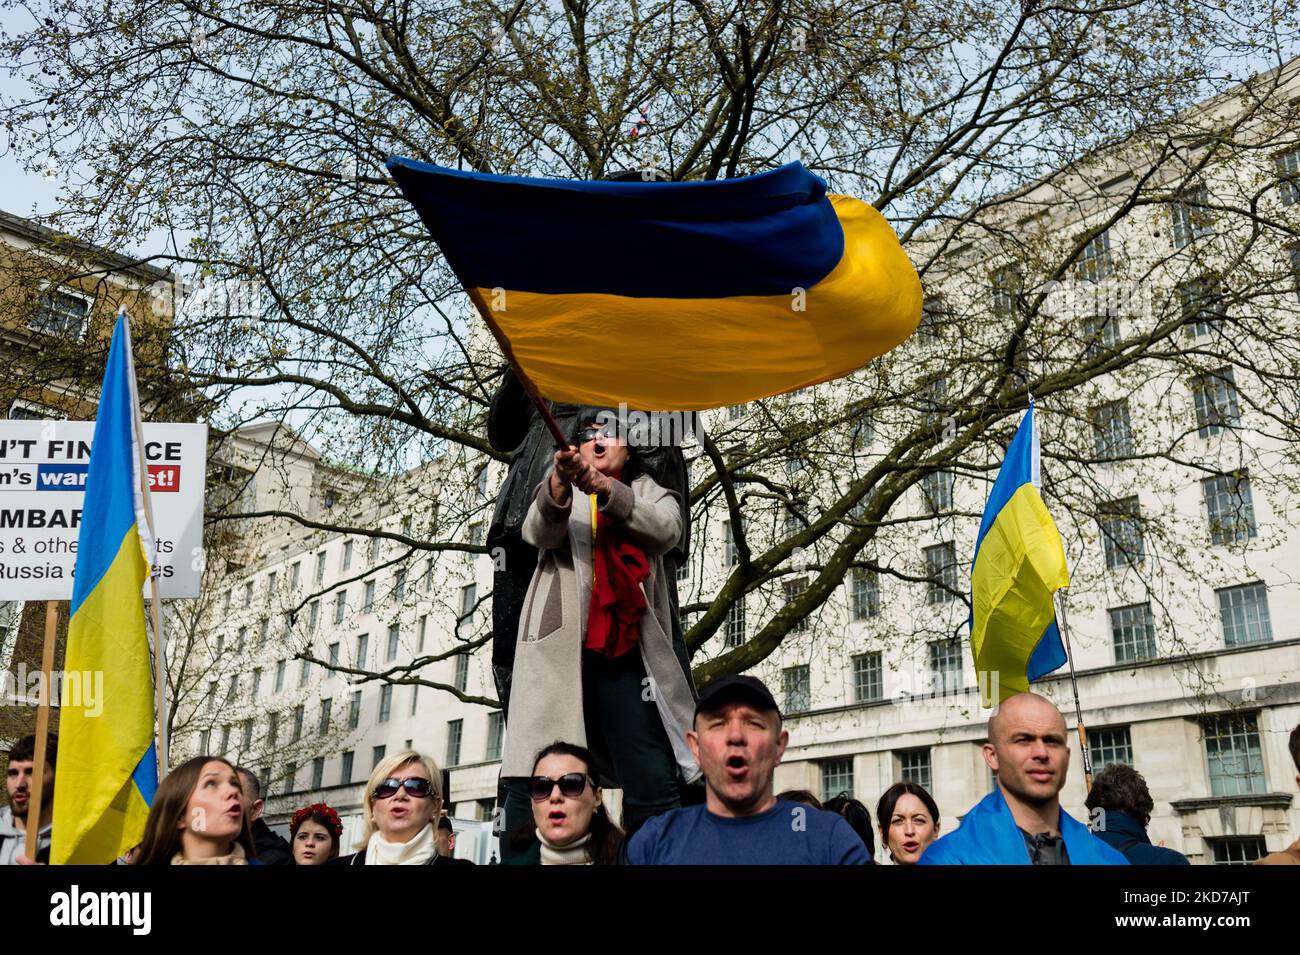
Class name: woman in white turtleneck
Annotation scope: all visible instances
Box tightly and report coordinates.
[336,751,453,865]
[523,742,624,865]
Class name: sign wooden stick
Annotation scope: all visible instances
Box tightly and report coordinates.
[1054,590,1093,792]
[24,600,59,862]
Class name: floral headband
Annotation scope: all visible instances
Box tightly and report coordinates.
[290,802,343,838]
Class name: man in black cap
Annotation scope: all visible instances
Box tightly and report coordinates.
[623,675,870,864]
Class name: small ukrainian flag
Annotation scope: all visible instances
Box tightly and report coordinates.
[969,401,1070,702]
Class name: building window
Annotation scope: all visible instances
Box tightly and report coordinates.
[1075,229,1114,282]
[243,582,253,607]
[241,719,253,754]
[328,642,339,666]
[363,580,375,613]
[454,652,469,692]
[1109,603,1157,663]
[923,542,958,604]
[1203,713,1266,797]
[372,745,386,770]
[1202,471,1257,545]
[1217,582,1273,646]
[1170,184,1214,248]
[849,412,873,452]
[290,561,301,589]
[32,287,91,338]
[274,660,285,693]
[315,551,327,584]
[311,757,325,790]
[198,729,210,754]
[1082,312,1121,358]
[409,685,419,717]
[468,522,485,546]
[725,598,746,647]
[1178,276,1225,337]
[1088,726,1133,771]
[851,568,879,620]
[225,675,238,703]
[446,719,463,767]
[724,519,742,566]
[486,711,504,761]
[990,265,1022,316]
[1190,367,1240,438]
[318,698,332,735]
[355,633,369,668]
[369,536,382,565]
[476,464,490,497]
[727,403,747,421]
[1098,496,1145,568]
[333,590,347,624]
[267,712,279,749]
[394,569,406,601]
[782,665,811,713]
[309,599,320,631]
[417,614,427,652]
[257,618,269,647]
[820,757,854,802]
[918,293,947,341]
[920,470,955,514]
[236,626,247,652]
[292,705,304,742]
[387,624,400,661]
[782,578,809,632]
[676,560,690,580]
[783,506,802,539]
[251,668,263,699]
[897,748,932,791]
[379,684,392,722]
[1208,837,1268,865]
[852,652,882,703]
[928,638,963,695]
[1091,399,1134,458]
[459,583,477,620]
[341,751,354,784]
[299,658,310,688]
[342,540,353,571]
[1275,147,1300,205]
[348,690,362,730]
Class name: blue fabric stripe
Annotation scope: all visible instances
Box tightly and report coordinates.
[385,158,845,298]
[70,315,138,617]
[131,741,158,807]
[1027,619,1067,681]
[969,404,1035,572]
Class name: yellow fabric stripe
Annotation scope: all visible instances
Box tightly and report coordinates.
[52,525,153,864]
[480,195,922,410]
[969,484,1070,698]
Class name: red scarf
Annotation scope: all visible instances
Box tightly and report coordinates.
[586,481,650,658]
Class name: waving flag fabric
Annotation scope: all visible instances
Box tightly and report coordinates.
[52,313,158,864]
[969,402,1070,702]
[386,158,922,410]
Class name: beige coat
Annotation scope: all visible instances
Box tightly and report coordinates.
[499,473,700,785]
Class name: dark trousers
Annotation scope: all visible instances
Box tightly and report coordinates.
[500,649,681,860]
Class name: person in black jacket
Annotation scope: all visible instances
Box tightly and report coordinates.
[236,767,293,866]
[1085,763,1189,865]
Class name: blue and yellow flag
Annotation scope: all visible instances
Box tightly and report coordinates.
[969,402,1070,702]
[386,159,922,410]
[52,313,158,864]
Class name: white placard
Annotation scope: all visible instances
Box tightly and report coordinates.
[0,421,208,600]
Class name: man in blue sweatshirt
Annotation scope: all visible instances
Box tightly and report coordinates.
[625,675,870,865]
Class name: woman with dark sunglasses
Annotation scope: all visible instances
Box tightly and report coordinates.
[335,751,452,865]
[509,742,623,865]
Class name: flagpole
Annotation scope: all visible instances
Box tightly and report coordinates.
[23,600,59,862]
[1054,590,1093,792]
[463,287,570,451]
[118,307,169,769]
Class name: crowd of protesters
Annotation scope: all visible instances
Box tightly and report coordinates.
[6,685,1297,865]
[4,415,1298,866]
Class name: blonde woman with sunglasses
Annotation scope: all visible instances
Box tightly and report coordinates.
[335,750,460,866]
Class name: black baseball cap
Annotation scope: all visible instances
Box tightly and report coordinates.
[437,816,454,833]
[694,675,781,722]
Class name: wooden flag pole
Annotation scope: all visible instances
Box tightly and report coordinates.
[1054,590,1093,792]
[24,600,59,862]
[463,287,570,451]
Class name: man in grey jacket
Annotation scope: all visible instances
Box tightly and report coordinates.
[1,734,55,865]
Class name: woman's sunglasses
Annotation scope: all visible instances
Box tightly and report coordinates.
[373,777,435,800]
[529,772,592,801]
[576,426,617,444]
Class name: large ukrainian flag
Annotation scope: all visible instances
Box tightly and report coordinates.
[386,159,922,410]
[52,313,158,864]
[969,402,1070,702]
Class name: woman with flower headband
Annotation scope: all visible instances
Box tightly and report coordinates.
[290,803,343,865]
[333,750,458,865]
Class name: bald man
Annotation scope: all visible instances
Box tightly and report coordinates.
[919,692,1127,865]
